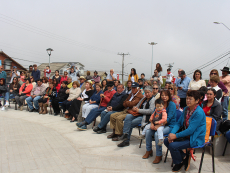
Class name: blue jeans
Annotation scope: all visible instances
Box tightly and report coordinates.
[221,96,229,121]
[226,130,230,143]
[145,126,170,156]
[123,114,143,141]
[98,110,117,129]
[164,138,190,164]
[85,107,106,124]
[26,96,41,110]
[62,100,72,112]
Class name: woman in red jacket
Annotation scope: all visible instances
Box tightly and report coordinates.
[15,78,33,111]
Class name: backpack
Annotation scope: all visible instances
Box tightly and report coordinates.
[219,120,230,134]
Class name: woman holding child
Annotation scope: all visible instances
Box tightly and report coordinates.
[143,90,176,164]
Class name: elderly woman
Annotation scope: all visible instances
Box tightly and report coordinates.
[152,84,160,99]
[202,88,222,134]
[117,86,156,147]
[164,90,206,172]
[188,69,206,90]
[143,90,176,164]
[15,78,33,111]
[168,84,180,109]
[62,81,81,115]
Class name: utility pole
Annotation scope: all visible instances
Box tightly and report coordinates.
[117,53,129,84]
[148,42,157,77]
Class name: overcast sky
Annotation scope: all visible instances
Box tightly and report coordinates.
[1,0,230,80]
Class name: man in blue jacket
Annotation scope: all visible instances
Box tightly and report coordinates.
[93,84,128,134]
[31,64,40,82]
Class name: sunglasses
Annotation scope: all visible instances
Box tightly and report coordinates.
[210,73,217,75]
[168,88,173,90]
[153,88,158,90]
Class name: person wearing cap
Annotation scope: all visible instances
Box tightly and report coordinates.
[79,76,86,92]
[93,84,128,134]
[107,82,144,141]
[77,81,116,130]
[92,70,101,83]
[31,64,40,82]
[107,69,117,81]
[10,66,20,83]
[0,66,7,81]
[220,67,230,120]
[175,70,191,108]
[68,67,80,82]
[117,86,155,147]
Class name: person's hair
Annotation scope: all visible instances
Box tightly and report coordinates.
[52,78,59,86]
[67,77,72,80]
[144,86,153,92]
[155,98,164,106]
[198,86,208,102]
[156,63,162,72]
[29,65,33,68]
[127,80,132,84]
[95,83,102,88]
[62,81,68,85]
[186,90,201,101]
[130,68,136,76]
[70,67,74,71]
[152,84,158,89]
[38,79,43,83]
[167,68,171,71]
[42,76,48,83]
[210,75,220,83]
[25,77,31,83]
[87,71,90,76]
[101,79,107,87]
[207,88,217,96]
[20,71,24,75]
[33,64,37,67]
[145,80,152,86]
[160,90,172,107]
[138,79,144,82]
[55,70,59,75]
[193,69,202,80]
[49,81,54,85]
[85,81,94,90]
[168,84,177,95]
[117,84,124,89]
[12,77,19,85]
[64,71,68,75]
[46,66,50,68]
[72,81,80,87]
[210,69,219,77]
[141,73,145,76]
[0,78,5,85]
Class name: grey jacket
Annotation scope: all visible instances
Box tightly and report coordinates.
[135,96,155,127]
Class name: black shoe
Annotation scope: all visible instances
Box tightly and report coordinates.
[172,162,184,172]
[33,109,39,112]
[117,140,130,147]
[183,152,191,171]
[54,112,59,116]
[29,108,35,112]
[93,126,101,132]
[118,133,128,141]
[97,129,106,134]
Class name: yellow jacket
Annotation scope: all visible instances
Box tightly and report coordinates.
[128,74,139,82]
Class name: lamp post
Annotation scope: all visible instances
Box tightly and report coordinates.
[46,48,53,67]
[148,42,157,77]
[213,22,230,31]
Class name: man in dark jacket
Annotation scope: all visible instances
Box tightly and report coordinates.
[93,84,128,134]
[31,64,40,82]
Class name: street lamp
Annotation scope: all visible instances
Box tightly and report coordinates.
[213,22,230,31]
[148,42,157,77]
[46,48,53,67]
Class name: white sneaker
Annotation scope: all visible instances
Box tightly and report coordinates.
[1,107,5,111]
[5,102,9,106]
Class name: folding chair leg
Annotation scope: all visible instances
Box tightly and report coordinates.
[212,145,215,173]
[138,127,140,135]
[164,149,169,162]
[139,139,142,148]
[15,102,17,110]
[198,147,205,173]
[171,160,173,167]
[222,140,228,156]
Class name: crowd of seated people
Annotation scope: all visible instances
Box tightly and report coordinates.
[1,64,230,172]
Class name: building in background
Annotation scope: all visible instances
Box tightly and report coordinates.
[0,51,27,83]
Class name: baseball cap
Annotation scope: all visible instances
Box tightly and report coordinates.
[179,70,185,77]
[131,82,139,88]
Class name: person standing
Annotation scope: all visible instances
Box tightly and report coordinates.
[220,67,230,121]
[140,73,146,82]
[156,63,162,76]
[128,68,138,83]
[10,66,20,83]
[151,69,163,88]
[44,66,51,79]
[188,70,206,90]
[164,68,174,84]
[175,70,191,109]
[31,64,40,82]
[0,66,7,80]
[92,71,101,83]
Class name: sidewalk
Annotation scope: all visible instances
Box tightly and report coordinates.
[0,108,230,173]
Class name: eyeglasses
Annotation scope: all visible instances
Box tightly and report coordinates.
[153,88,158,90]
[168,88,173,90]
[210,73,217,75]
[13,79,17,80]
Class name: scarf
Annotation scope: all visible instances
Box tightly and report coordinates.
[185,104,199,128]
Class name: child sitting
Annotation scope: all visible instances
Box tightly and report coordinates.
[139,98,167,146]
